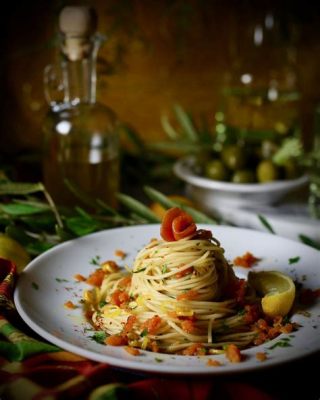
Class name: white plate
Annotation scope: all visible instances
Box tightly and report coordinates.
[14,225,320,375]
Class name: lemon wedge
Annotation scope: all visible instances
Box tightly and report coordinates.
[248,270,296,318]
[0,234,30,273]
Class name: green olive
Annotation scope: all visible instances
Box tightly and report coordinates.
[205,159,228,181]
[232,169,256,184]
[221,145,246,170]
[256,160,280,183]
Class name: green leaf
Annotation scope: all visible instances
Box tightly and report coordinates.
[117,193,160,223]
[160,113,179,140]
[258,214,275,234]
[65,216,103,237]
[299,234,320,250]
[173,104,198,142]
[5,225,31,246]
[143,186,217,224]
[26,241,53,256]
[0,182,45,195]
[0,203,49,216]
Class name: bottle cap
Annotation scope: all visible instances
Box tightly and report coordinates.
[59,6,97,61]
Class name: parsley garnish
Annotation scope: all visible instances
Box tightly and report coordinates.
[289,256,300,265]
[268,337,292,350]
[55,278,69,283]
[90,255,101,266]
[161,264,168,274]
[140,328,148,337]
[155,357,163,363]
[98,300,107,308]
[90,331,107,344]
[31,282,39,290]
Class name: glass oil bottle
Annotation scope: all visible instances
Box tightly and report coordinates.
[42,6,120,209]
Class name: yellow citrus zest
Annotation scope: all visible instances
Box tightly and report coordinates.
[248,270,296,318]
[0,234,30,273]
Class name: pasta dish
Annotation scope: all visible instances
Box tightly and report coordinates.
[82,207,296,357]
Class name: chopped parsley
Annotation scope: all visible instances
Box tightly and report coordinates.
[31,282,39,290]
[161,264,168,274]
[55,278,69,283]
[90,255,101,266]
[140,328,148,337]
[98,300,107,308]
[155,357,164,363]
[268,337,292,350]
[289,256,300,265]
[90,331,107,344]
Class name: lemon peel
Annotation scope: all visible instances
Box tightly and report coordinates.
[248,270,296,318]
[0,234,30,272]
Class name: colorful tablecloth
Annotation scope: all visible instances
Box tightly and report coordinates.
[0,257,319,400]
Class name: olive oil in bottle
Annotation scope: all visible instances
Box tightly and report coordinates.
[42,6,120,209]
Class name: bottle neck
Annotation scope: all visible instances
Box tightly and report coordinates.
[59,34,102,105]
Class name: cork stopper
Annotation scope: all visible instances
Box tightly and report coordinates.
[59,6,97,61]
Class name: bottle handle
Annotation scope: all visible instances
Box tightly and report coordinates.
[43,64,65,106]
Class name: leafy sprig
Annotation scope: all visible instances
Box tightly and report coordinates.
[0,176,215,258]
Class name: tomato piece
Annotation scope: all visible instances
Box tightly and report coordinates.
[160,207,182,241]
[225,344,243,363]
[172,214,196,240]
[160,207,196,242]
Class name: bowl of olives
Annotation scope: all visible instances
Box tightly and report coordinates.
[173,153,309,210]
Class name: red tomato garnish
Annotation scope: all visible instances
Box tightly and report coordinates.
[160,207,197,242]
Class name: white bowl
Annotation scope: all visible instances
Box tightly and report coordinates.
[173,156,309,210]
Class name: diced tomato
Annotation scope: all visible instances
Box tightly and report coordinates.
[110,290,130,307]
[207,358,222,366]
[115,250,126,259]
[142,315,162,334]
[74,274,86,282]
[182,343,206,356]
[64,300,76,309]
[123,315,137,334]
[181,319,197,334]
[150,341,159,352]
[225,344,243,363]
[177,289,198,301]
[86,269,106,287]
[124,346,140,356]
[175,266,194,279]
[233,252,260,268]
[118,276,132,288]
[244,304,261,324]
[106,335,128,346]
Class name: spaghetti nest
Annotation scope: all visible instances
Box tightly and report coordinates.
[84,210,259,355]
